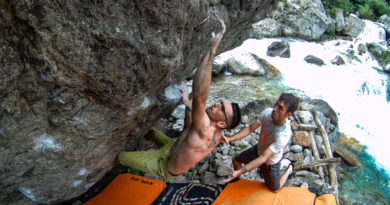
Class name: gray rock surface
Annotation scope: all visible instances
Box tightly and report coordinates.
[214,51,281,77]
[334,10,345,33]
[251,0,331,40]
[367,42,390,73]
[342,14,365,38]
[379,14,390,37]
[267,41,291,58]
[331,55,346,65]
[304,55,325,66]
[0,0,278,204]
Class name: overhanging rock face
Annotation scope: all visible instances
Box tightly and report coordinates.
[0,0,277,204]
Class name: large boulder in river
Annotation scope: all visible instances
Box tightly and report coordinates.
[0,0,278,204]
[341,14,365,38]
[251,0,331,40]
[367,43,390,73]
[214,51,280,77]
[267,41,291,58]
[225,53,266,76]
[379,14,390,38]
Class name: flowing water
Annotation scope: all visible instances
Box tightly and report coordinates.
[209,20,390,204]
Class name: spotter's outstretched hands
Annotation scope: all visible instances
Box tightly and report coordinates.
[220,170,241,184]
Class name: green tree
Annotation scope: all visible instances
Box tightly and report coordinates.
[358,3,375,19]
[369,0,390,17]
[322,0,390,20]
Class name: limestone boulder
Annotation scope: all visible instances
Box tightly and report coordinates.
[0,0,278,204]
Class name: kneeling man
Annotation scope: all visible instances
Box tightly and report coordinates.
[222,93,299,192]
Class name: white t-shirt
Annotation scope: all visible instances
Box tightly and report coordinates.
[257,108,292,165]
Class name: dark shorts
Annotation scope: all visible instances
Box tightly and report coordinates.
[234,146,281,191]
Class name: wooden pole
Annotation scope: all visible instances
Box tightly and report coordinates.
[293,112,301,124]
[325,118,330,134]
[309,131,324,178]
[314,112,339,204]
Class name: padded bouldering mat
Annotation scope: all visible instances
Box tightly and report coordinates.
[85,173,337,205]
[84,173,166,205]
[214,179,317,205]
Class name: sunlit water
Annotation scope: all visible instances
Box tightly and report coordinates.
[211,20,390,204]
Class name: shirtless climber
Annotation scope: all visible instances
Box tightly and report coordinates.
[118,19,242,179]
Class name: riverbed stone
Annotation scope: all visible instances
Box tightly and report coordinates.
[217,165,234,177]
[358,44,367,55]
[284,152,304,162]
[293,131,311,147]
[199,161,210,174]
[295,111,315,124]
[318,183,335,196]
[280,158,291,171]
[203,172,219,184]
[300,182,309,188]
[291,145,303,153]
[303,148,312,158]
[331,55,345,65]
[303,156,312,164]
[304,55,325,66]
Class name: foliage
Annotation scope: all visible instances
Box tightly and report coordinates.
[358,3,375,19]
[328,28,336,39]
[381,50,390,66]
[322,0,390,20]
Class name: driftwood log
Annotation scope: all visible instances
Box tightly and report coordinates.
[295,158,341,170]
[333,146,360,166]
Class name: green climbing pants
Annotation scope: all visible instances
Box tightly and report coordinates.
[118,128,176,180]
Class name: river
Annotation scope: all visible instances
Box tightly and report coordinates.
[209,20,390,204]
